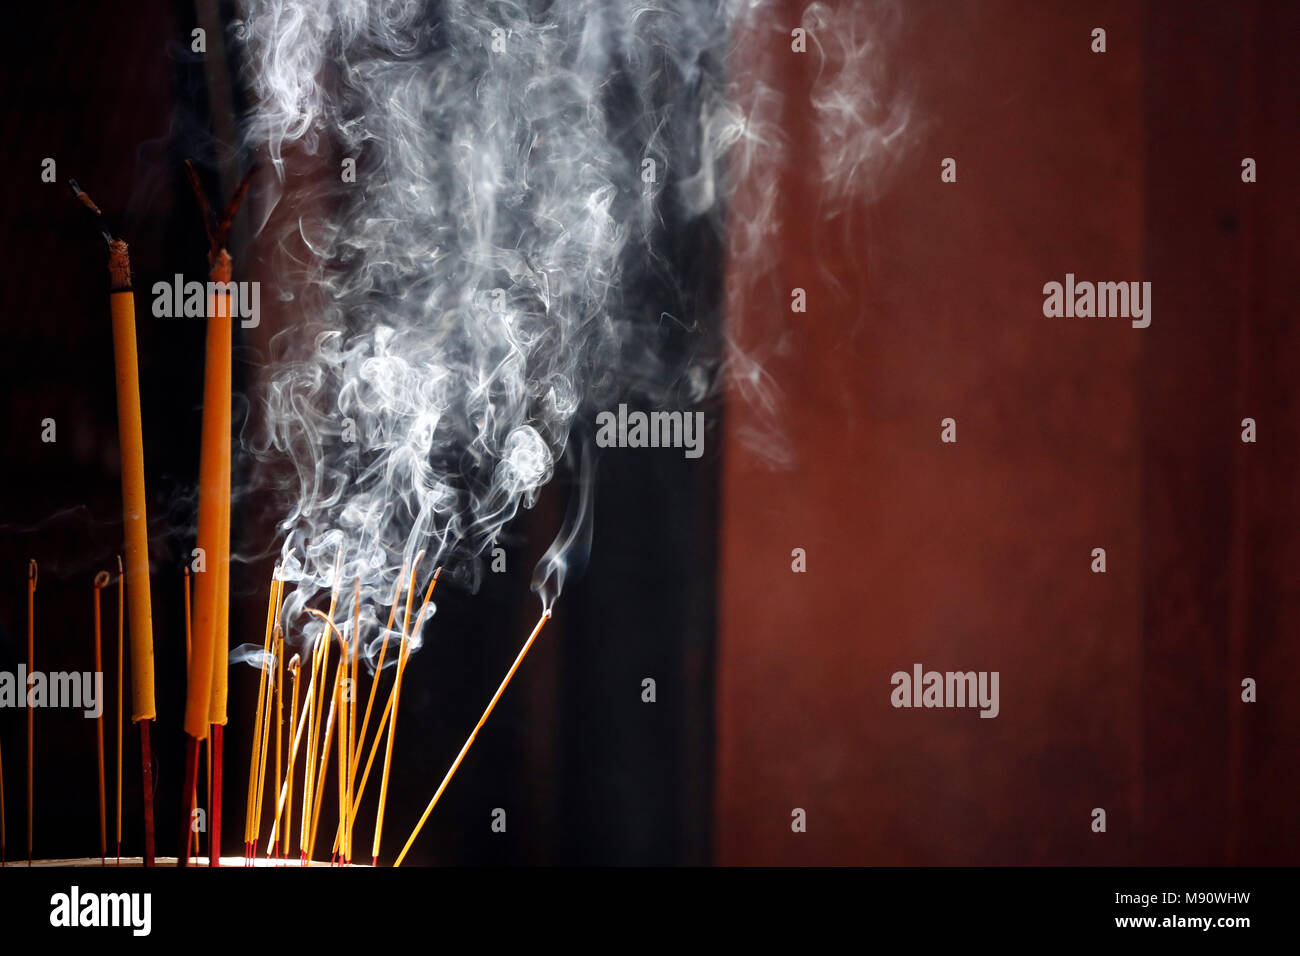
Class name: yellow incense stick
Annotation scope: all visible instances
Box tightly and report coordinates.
[26,560,36,864]
[299,633,326,856]
[334,567,438,857]
[371,557,428,865]
[267,654,307,856]
[184,570,199,857]
[115,557,123,859]
[340,568,405,839]
[0,704,6,865]
[107,241,157,725]
[346,578,360,860]
[245,572,280,849]
[303,611,347,858]
[394,610,552,867]
[272,627,284,854]
[93,572,110,862]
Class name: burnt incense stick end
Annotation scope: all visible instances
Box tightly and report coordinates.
[66,179,113,244]
[108,240,132,293]
[67,179,103,216]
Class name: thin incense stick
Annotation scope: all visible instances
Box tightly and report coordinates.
[371,557,428,865]
[184,570,199,857]
[394,609,552,868]
[115,557,123,865]
[251,615,280,858]
[274,627,284,857]
[345,578,360,862]
[266,654,306,857]
[306,659,340,859]
[339,568,405,846]
[0,693,5,865]
[338,567,440,856]
[279,654,301,857]
[303,549,343,846]
[93,572,110,864]
[26,559,35,866]
[245,571,280,858]
[299,633,326,859]
[303,611,347,860]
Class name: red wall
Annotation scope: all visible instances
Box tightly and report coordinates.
[716,0,1299,865]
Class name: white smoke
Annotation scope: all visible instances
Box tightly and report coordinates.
[235,0,910,648]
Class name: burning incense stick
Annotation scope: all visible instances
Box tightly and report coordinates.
[344,568,404,812]
[105,236,159,867]
[299,632,326,859]
[332,564,439,863]
[278,653,301,857]
[273,627,284,857]
[346,579,360,861]
[70,182,161,865]
[306,657,342,859]
[266,651,311,858]
[26,559,35,866]
[303,610,348,860]
[394,609,552,867]
[93,572,110,864]
[245,571,280,858]
[251,618,280,859]
[179,160,255,867]
[371,558,429,865]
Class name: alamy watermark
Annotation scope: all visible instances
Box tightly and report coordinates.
[151,275,261,328]
[0,666,103,718]
[890,663,999,718]
[594,404,705,459]
[50,886,151,936]
[1042,273,1150,328]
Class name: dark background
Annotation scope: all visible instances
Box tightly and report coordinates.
[0,0,717,866]
[1,0,1298,869]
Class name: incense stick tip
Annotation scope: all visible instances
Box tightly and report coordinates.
[94,570,110,589]
[107,240,132,291]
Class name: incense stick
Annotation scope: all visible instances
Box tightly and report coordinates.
[306,659,341,860]
[274,627,284,857]
[394,609,552,867]
[245,571,280,859]
[299,633,326,859]
[26,559,35,866]
[0,697,5,868]
[93,572,110,864]
[115,557,123,865]
[265,655,305,858]
[303,610,347,860]
[68,179,159,864]
[183,570,199,858]
[105,235,158,867]
[371,557,428,865]
[278,654,301,857]
[347,579,360,862]
[179,160,256,867]
[339,568,405,846]
[251,615,281,859]
[333,567,438,858]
